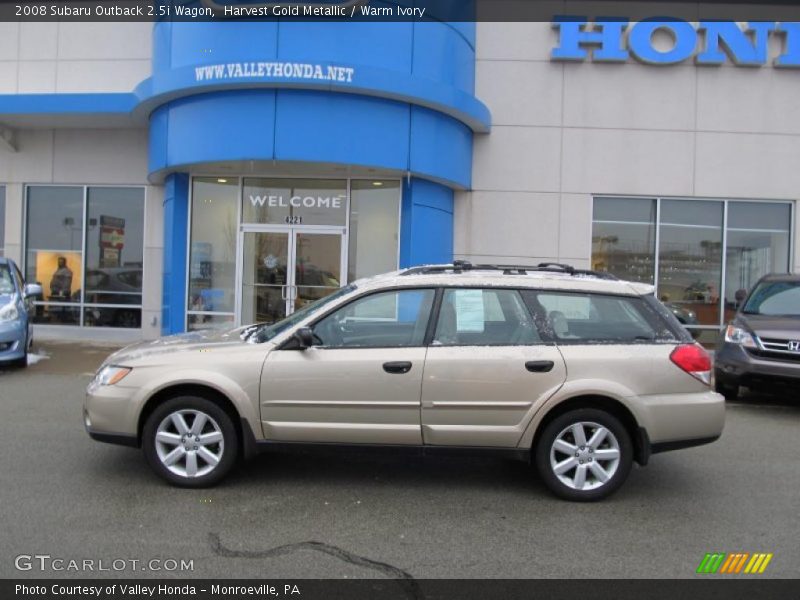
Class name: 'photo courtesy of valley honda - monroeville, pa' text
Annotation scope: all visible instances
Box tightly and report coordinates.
[1,1,799,599]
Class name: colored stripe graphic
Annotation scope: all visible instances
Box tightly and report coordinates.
[744,553,774,574]
[698,552,773,574]
[697,553,726,574]
[719,553,750,574]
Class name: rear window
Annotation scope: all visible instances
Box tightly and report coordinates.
[525,291,680,344]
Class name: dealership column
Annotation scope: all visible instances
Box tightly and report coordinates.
[400,178,454,267]
[161,173,189,335]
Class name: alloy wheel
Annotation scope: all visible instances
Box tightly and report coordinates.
[549,421,621,491]
[154,410,225,478]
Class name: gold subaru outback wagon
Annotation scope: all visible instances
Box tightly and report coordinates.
[85,262,724,501]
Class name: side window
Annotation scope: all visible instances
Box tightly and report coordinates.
[313,289,434,348]
[535,292,673,343]
[433,288,540,346]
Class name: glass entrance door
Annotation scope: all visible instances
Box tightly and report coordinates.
[239,228,344,325]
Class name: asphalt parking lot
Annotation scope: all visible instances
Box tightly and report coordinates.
[0,341,798,579]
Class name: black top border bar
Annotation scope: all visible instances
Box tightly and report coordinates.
[3,0,800,22]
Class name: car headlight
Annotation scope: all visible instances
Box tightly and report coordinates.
[725,324,757,349]
[94,365,132,386]
[0,302,19,322]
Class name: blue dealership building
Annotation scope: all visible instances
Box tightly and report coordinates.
[0,9,797,343]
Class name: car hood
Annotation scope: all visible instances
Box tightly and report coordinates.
[738,313,800,338]
[103,326,261,365]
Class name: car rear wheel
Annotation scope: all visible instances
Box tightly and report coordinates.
[535,408,633,502]
[142,396,238,487]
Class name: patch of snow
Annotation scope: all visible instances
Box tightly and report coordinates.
[27,351,50,365]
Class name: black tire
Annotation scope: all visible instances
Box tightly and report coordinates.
[535,408,633,502]
[12,351,28,368]
[13,333,28,368]
[142,396,238,488]
[714,372,739,401]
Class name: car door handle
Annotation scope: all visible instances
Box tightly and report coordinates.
[525,360,555,373]
[383,361,413,374]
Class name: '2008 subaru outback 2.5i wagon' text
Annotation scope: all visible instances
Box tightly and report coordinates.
[85,262,724,501]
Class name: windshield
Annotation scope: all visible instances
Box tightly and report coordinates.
[742,281,800,317]
[252,285,357,343]
[0,265,15,294]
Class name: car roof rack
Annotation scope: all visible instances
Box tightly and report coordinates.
[401,260,618,280]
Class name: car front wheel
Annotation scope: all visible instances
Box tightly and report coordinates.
[535,408,633,501]
[142,396,238,487]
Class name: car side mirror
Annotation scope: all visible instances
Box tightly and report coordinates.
[23,283,43,298]
[293,327,315,350]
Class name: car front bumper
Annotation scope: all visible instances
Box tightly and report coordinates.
[84,378,141,444]
[0,319,26,363]
[715,342,800,390]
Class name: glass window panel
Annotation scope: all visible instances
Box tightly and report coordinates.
[313,289,434,348]
[187,313,235,331]
[240,231,289,325]
[591,197,656,284]
[660,199,721,227]
[84,307,141,329]
[295,231,343,313]
[84,187,144,309]
[727,201,792,232]
[189,178,238,314]
[724,202,792,321]
[593,197,657,223]
[657,200,723,327]
[434,289,540,346]
[0,187,5,256]
[26,186,84,325]
[348,180,400,281]
[242,178,347,226]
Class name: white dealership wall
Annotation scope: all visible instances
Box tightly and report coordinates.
[0,21,150,93]
[0,20,158,340]
[457,20,800,274]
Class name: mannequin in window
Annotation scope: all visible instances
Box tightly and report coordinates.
[50,256,73,301]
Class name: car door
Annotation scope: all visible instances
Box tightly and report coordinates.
[421,287,567,447]
[260,288,436,444]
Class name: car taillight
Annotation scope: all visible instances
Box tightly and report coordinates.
[670,344,712,385]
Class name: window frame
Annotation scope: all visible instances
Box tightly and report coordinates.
[22,183,147,329]
[186,174,403,330]
[592,194,795,335]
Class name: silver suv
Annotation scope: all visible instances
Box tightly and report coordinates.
[85,262,725,501]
